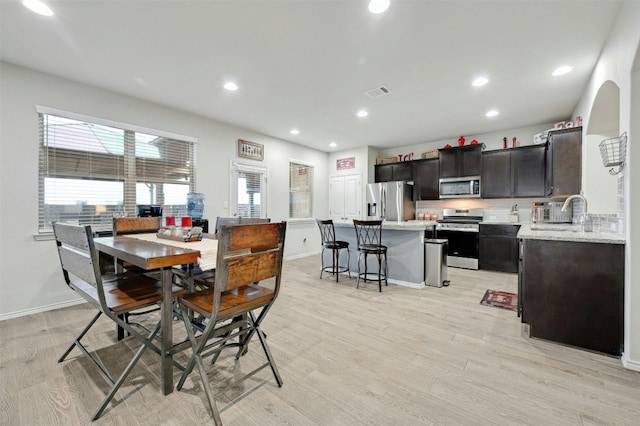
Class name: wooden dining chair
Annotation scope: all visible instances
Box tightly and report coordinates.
[176,222,286,424]
[53,222,186,420]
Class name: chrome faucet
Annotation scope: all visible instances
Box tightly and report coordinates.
[562,194,592,232]
[561,194,588,213]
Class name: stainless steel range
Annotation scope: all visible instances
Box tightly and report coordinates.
[436,208,483,270]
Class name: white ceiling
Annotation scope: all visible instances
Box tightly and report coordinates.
[0,0,622,152]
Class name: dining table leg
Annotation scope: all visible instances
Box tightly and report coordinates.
[161,267,174,395]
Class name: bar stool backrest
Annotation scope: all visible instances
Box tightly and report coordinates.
[317,219,337,244]
[353,220,383,248]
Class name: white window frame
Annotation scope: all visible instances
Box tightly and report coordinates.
[229,160,268,218]
[288,158,315,219]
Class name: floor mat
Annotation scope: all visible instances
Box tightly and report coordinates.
[480,289,517,312]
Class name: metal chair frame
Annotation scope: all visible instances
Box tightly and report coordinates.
[353,219,388,292]
[176,222,286,425]
[53,222,185,420]
[316,219,351,282]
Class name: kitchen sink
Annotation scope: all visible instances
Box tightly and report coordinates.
[531,223,581,232]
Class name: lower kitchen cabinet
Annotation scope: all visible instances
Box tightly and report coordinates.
[520,238,624,356]
[479,224,519,273]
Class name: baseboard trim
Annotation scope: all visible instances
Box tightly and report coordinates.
[0,298,85,321]
[621,353,640,372]
[284,250,321,261]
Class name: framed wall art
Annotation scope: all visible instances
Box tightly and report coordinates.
[238,139,264,161]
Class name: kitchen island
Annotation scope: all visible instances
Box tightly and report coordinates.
[517,224,625,355]
[331,221,435,288]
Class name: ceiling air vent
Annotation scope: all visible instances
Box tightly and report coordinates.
[365,86,391,98]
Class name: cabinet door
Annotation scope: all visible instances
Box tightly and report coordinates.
[438,149,458,178]
[482,151,512,198]
[329,174,361,222]
[512,145,546,197]
[460,146,482,176]
[343,174,361,220]
[329,175,346,221]
[546,127,582,196]
[413,159,439,200]
[374,164,394,182]
[479,224,519,273]
[393,162,413,181]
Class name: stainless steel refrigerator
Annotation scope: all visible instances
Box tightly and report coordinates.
[366,181,415,222]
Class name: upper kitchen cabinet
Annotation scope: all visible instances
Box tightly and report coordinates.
[482,145,546,198]
[374,161,413,182]
[512,145,546,197]
[546,127,582,197]
[438,144,483,178]
[412,158,439,200]
[482,150,511,198]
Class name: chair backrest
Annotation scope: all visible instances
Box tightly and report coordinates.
[113,217,161,236]
[353,220,383,247]
[214,216,240,237]
[316,219,337,244]
[215,222,286,293]
[53,222,107,307]
[239,217,271,225]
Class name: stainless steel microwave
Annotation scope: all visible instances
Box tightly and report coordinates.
[439,176,481,199]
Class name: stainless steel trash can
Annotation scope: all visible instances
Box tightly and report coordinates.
[424,238,449,287]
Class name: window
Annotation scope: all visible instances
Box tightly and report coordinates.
[289,161,314,218]
[38,108,196,232]
[231,162,267,218]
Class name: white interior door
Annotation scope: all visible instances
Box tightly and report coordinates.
[329,174,361,222]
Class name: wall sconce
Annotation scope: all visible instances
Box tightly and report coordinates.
[599,132,627,175]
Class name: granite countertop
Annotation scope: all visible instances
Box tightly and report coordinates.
[334,220,436,231]
[517,223,625,244]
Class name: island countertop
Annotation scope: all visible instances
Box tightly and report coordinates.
[334,220,436,231]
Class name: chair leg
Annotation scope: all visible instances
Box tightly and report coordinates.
[334,248,339,282]
[319,247,324,279]
[92,321,161,420]
[250,311,283,386]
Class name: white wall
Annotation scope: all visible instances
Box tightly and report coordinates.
[571,1,640,370]
[0,61,328,318]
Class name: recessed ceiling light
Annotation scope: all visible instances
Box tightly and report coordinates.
[357,110,369,118]
[368,0,390,14]
[472,77,489,87]
[486,110,500,117]
[22,0,53,16]
[329,142,337,148]
[552,66,573,76]
[223,82,238,91]
[290,129,300,135]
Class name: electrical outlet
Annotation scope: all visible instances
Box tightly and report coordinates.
[303,238,307,243]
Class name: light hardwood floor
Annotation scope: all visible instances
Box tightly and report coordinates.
[2,255,639,425]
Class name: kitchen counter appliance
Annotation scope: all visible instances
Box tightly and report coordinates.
[436,208,483,270]
[439,176,481,199]
[531,201,572,223]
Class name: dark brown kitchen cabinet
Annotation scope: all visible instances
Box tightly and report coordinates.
[546,127,582,196]
[482,150,511,198]
[479,224,520,272]
[512,145,546,197]
[374,161,413,182]
[438,145,482,178]
[482,145,546,198]
[412,158,439,200]
[519,238,624,356]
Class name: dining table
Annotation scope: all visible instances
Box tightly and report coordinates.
[93,233,218,395]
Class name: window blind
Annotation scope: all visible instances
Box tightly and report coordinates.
[289,161,314,218]
[38,112,196,232]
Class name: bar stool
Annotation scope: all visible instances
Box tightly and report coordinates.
[316,219,350,282]
[353,219,387,292]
